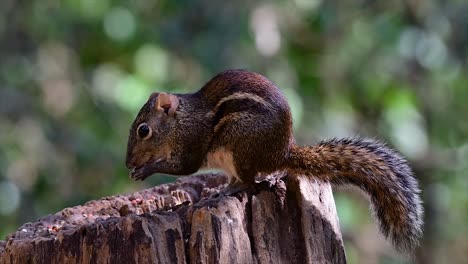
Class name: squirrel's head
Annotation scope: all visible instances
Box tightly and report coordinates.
[125,92,179,178]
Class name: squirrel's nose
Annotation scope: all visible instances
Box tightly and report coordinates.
[125,145,137,168]
[125,160,133,169]
[125,155,136,169]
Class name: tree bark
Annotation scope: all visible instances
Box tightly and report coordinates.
[0,173,346,264]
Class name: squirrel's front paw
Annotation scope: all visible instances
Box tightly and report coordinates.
[129,167,149,181]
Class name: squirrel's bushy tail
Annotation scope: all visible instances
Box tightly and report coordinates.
[286,138,423,252]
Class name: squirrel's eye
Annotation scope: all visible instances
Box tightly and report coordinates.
[137,123,152,139]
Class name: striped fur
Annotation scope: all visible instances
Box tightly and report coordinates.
[287,138,423,252]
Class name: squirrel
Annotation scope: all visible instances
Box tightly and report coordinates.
[125,69,423,253]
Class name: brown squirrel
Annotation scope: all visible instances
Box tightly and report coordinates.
[125,69,423,252]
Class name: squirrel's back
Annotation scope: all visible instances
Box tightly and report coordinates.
[199,69,290,113]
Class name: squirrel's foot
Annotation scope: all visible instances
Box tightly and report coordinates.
[215,182,253,197]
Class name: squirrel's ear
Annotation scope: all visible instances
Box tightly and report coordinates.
[149,92,159,101]
[155,92,179,116]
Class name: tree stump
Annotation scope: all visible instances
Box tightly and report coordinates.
[0,173,346,264]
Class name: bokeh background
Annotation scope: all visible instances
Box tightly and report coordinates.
[0,1,467,263]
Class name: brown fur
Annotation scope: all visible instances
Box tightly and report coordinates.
[287,139,423,252]
[126,69,423,253]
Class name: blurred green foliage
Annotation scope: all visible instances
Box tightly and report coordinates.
[0,0,467,263]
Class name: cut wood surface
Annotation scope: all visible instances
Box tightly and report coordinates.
[0,173,346,264]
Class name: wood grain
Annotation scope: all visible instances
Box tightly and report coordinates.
[0,173,346,264]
